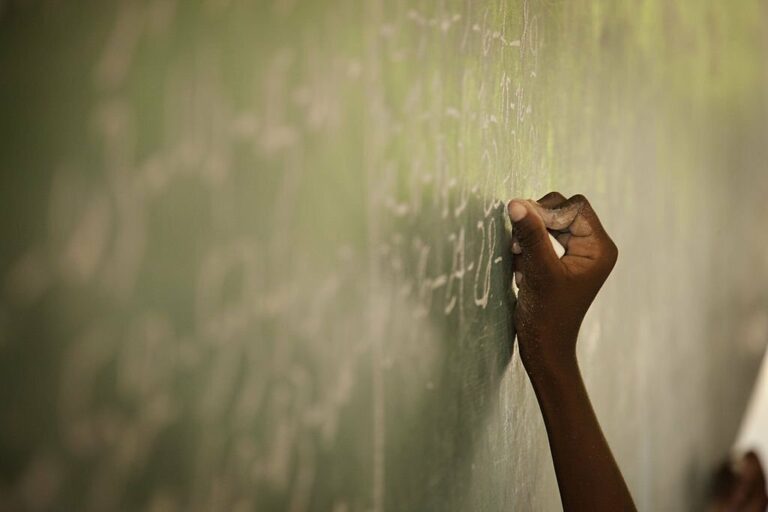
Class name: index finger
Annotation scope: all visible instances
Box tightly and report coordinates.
[536,191,568,209]
[531,194,607,237]
[528,200,579,229]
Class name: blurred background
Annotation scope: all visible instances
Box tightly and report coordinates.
[1,0,767,510]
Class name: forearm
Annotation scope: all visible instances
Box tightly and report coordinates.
[527,348,636,512]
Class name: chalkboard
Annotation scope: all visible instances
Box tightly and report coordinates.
[1,1,767,510]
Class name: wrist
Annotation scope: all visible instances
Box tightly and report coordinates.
[526,356,587,420]
[520,341,580,391]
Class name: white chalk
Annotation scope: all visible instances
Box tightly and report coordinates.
[548,232,565,259]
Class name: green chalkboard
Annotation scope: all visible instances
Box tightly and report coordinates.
[1,1,767,510]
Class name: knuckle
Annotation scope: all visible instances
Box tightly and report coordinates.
[569,193,591,209]
[602,239,619,267]
[543,191,566,201]
[569,193,586,202]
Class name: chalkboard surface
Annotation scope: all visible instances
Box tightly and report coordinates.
[1,1,767,510]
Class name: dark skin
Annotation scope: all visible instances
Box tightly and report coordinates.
[508,192,768,511]
[709,451,768,512]
[507,192,634,512]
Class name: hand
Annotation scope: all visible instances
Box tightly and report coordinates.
[507,192,618,373]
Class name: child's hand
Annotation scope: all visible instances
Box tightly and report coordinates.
[507,192,618,374]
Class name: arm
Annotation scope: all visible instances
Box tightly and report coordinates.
[507,192,636,512]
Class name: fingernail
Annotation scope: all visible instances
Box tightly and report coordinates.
[507,200,527,222]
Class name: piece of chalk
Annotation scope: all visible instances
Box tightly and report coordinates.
[548,232,565,259]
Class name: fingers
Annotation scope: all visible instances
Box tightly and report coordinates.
[512,192,567,255]
[559,236,600,259]
[556,232,571,248]
[507,200,560,271]
[565,194,604,236]
[530,194,601,236]
[529,198,581,231]
[511,194,617,263]
[514,194,618,270]
[536,191,568,209]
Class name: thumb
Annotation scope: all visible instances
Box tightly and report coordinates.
[508,200,559,269]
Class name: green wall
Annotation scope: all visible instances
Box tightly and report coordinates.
[1,0,767,510]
